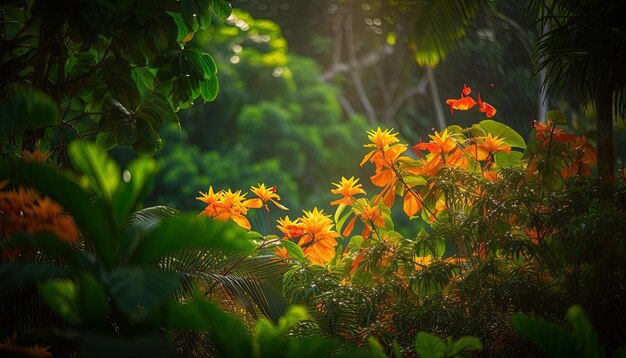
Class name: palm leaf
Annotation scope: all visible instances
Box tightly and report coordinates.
[408,0,481,67]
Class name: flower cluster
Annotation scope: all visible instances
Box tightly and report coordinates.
[197,183,288,230]
[0,186,79,250]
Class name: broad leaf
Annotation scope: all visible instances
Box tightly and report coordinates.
[107,267,181,318]
[129,214,254,264]
[38,279,80,323]
[479,120,526,149]
[112,157,158,225]
[68,141,120,200]
[0,90,57,132]
[415,332,446,358]
[167,297,252,357]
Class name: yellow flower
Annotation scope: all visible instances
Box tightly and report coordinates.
[247,183,288,210]
[361,128,405,168]
[297,208,340,265]
[277,215,303,239]
[330,176,366,206]
[213,189,253,230]
[196,186,223,217]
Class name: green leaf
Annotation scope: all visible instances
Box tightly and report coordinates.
[128,214,254,264]
[96,130,118,151]
[68,141,120,200]
[566,305,604,357]
[0,90,57,132]
[80,333,174,358]
[415,332,446,358]
[210,0,232,19]
[449,336,482,356]
[547,110,567,125]
[0,259,68,291]
[167,11,191,41]
[78,273,108,324]
[200,74,219,102]
[511,313,580,357]
[479,120,526,149]
[107,267,181,318]
[494,151,523,168]
[166,297,252,357]
[414,234,446,259]
[280,240,307,261]
[38,279,80,323]
[112,157,158,225]
[367,337,387,358]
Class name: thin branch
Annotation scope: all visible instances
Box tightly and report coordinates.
[426,67,447,130]
[344,1,377,124]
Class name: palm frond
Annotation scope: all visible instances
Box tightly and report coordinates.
[408,0,481,67]
[123,205,180,230]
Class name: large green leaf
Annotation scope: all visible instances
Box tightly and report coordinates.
[166,297,252,357]
[107,267,181,317]
[479,120,527,149]
[566,305,605,358]
[128,214,254,264]
[0,90,57,132]
[78,273,108,325]
[494,151,523,168]
[511,313,580,357]
[0,161,115,267]
[210,0,232,19]
[112,157,158,225]
[69,141,120,200]
[415,332,446,358]
[38,279,80,323]
[200,72,219,101]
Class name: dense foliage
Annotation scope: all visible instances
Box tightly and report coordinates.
[2,1,626,357]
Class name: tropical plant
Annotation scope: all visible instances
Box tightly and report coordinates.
[193,85,625,356]
[0,130,291,355]
[0,0,231,158]
[513,305,626,358]
[530,0,626,178]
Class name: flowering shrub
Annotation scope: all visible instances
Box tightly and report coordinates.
[194,85,626,355]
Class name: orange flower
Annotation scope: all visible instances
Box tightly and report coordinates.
[0,333,52,357]
[277,215,304,239]
[297,208,340,265]
[477,92,496,118]
[212,189,253,230]
[247,183,288,210]
[465,134,510,161]
[361,127,402,167]
[198,187,254,230]
[445,96,476,115]
[197,186,223,217]
[21,149,52,163]
[405,155,443,177]
[330,176,366,206]
[413,129,457,158]
[353,202,385,229]
[0,187,79,246]
[414,255,432,270]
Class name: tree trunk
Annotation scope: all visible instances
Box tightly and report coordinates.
[595,91,614,180]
